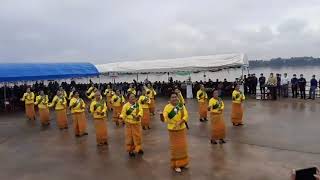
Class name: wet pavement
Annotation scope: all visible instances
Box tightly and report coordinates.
[1,98,320,180]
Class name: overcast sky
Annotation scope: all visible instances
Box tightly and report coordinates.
[0,0,320,64]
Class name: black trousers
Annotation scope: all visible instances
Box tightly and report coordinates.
[260,86,265,99]
[299,86,306,99]
[277,86,281,97]
[292,86,298,98]
[244,85,248,94]
[269,86,277,100]
[252,85,257,95]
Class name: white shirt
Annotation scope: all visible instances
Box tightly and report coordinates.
[281,76,290,85]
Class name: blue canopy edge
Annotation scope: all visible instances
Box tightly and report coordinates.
[0,63,99,82]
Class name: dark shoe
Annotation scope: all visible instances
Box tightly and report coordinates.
[83,132,88,136]
[220,139,226,144]
[129,152,135,157]
[142,126,146,130]
[64,127,68,130]
[75,134,80,137]
[210,140,217,144]
[204,118,208,121]
[238,123,244,126]
[104,142,108,145]
[148,126,151,130]
[97,143,104,146]
[200,119,204,122]
[138,150,144,155]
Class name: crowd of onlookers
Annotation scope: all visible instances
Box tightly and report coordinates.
[243,73,319,100]
[0,78,236,112]
[0,73,318,111]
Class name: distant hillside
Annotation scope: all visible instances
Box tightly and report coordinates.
[249,57,320,68]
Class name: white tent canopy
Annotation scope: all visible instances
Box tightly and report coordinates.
[96,53,248,74]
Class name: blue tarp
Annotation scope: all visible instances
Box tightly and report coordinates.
[0,63,99,82]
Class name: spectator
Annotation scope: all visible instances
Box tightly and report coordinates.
[298,74,306,99]
[309,75,318,100]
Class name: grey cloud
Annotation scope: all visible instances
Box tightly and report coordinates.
[0,0,320,63]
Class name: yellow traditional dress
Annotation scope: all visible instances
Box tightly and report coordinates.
[127,88,136,96]
[138,95,151,129]
[21,92,36,120]
[104,88,114,110]
[163,103,189,169]
[146,88,157,114]
[208,97,226,141]
[49,95,68,129]
[90,99,108,145]
[231,90,245,126]
[69,97,87,136]
[35,95,50,125]
[120,102,143,153]
[196,89,208,120]
[111,94,125,125]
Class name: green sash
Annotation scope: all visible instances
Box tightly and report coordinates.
[199,91,207,99]
[26,93,33,100]
[75,98,83,108]
[38,95,46,105]
[126,103,139,115]
[94,100,105,111]
[141,96,149,104]
[114,96,119,102]
[212,98,222,109]
[54,96,64,106]
[168,104,183,119]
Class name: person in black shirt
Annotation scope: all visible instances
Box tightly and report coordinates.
[309,75,318,100]
[298,74,306,99]
[291,74,298,98]
[252,74,258,96]
[259,73,266,100]
[276,74,281,98]
[243,75,248,95]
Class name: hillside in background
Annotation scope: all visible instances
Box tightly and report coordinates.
[249,57,320,67]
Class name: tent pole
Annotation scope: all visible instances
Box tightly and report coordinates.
[98,75,101,90]
[241,67,244,79]
[4,83,7,110]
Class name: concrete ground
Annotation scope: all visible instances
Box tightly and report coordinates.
[1,97,320,180]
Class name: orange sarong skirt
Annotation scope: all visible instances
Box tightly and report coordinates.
[231,103,244,125]
[94,118,108,144]
[141,108,150,128]
[149,98,155,114]
[56,109,68,129]
[72,112,87,136]
[107,96,112,110]
[211,112,226,140]
[169,129,189,169]
[38,108,50,125]
[125,123,142,153]
[198,101,207,119]
[112,106,122,124]
[25,104,35,120]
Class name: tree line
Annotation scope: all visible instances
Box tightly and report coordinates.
[249,57,320,67]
